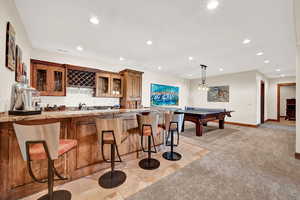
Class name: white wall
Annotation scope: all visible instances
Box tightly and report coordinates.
[189,71,258,125]
[280,86,296,116]
[32,49,190,108]
[267,77,296,120]
[0,0,32,112]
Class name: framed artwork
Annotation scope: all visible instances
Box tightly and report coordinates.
[5,22,16,71]
[207,85,230,102]
[15,45,23,82]
[151,83,179,106]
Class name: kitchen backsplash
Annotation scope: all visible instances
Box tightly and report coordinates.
[40,87,120,107]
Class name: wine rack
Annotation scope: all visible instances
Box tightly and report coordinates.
[67,69,95,88]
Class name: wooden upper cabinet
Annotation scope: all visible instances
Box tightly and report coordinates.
[96,72,123,98]
[120,69,143,109]
[31,60,66,96]
[124,71,142,100]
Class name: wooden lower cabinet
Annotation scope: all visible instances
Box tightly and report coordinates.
[0,113,163,200]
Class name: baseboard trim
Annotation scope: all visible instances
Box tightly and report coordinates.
[266,119,278,122]
[211,121,258,128]
[295,153,300,160]
[224,121,258,128]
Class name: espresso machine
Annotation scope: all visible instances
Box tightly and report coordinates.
[9,75,41,115]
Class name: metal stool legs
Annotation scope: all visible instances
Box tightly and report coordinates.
[25,141,71,200]
[99,131,126,189]
[139,125,160,170]
[163,122,182,161]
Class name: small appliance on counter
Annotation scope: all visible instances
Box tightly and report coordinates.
[9,76,42,116]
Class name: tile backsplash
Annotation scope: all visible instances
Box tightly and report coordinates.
[40,87,120,107]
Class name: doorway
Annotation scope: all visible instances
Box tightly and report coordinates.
[277,83,296,122]
[260,81,265,124]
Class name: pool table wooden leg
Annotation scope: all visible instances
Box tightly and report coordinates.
[196,121,203,136]
[219,119,224,129]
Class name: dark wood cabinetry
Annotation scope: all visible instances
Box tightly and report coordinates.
[286,99,296,120]
[120,69,143,109]
[31,60,66,96]
[31,60,140,101]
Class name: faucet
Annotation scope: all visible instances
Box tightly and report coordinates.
[78,103,87,110]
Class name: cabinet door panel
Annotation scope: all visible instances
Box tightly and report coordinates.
[75,122,101,169]
[50,67,66,96]
[96,73,111,97]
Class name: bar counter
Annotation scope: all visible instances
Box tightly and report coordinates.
[0,108,164,200]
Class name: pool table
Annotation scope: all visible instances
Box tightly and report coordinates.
[175,107,233,136]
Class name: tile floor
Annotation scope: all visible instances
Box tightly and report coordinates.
[22,136,208,200]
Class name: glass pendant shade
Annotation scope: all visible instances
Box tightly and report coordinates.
[198,64,209,91]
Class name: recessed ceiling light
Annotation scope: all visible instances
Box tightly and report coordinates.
[89,16,99,25]
[280,74,285,77]
[188,74,193,76]
[256,52,264,56]
[243,39,251,44]
[119,57,124,61]
[188,56,194,61]
[219,68,224,71]
[146,40,153,45]
[207,0,219,10]
[76,46,83,51]
[264,60,270,64]
[276,69,281,72]
[158,66,162,70]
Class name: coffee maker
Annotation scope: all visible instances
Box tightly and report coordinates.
[9,75,41,115]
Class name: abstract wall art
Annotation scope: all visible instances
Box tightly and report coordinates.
[150,83,179,106]
[6,22,16,71]
[15,45,23,82]
[207,85,230,102]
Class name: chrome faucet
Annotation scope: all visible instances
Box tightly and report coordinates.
[78,103,87,110]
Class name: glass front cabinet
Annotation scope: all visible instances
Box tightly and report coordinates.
[96,73,123,98]
[31,60,66,96]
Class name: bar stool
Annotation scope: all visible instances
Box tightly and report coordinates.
[13,121,77,200]
[162,113,184,161]
[137,112,161,170]
[95,117,127,188]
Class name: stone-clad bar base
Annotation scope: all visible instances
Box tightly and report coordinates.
[22,136,208,200]
[0,109,164,200]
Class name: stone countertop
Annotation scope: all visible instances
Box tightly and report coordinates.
[0,108,151,123]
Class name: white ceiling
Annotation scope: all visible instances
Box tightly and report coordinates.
[15,0,297,79]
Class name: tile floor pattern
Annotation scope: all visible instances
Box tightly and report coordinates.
[21,136,209,200]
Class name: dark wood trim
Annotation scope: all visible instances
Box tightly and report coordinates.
[295,153,300,160]
[30,59,65,67]
[261,80,265,124]
[277,83,296,121]
[119,69,144,75]
[266,119,278,122]
[211,121,258,128]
